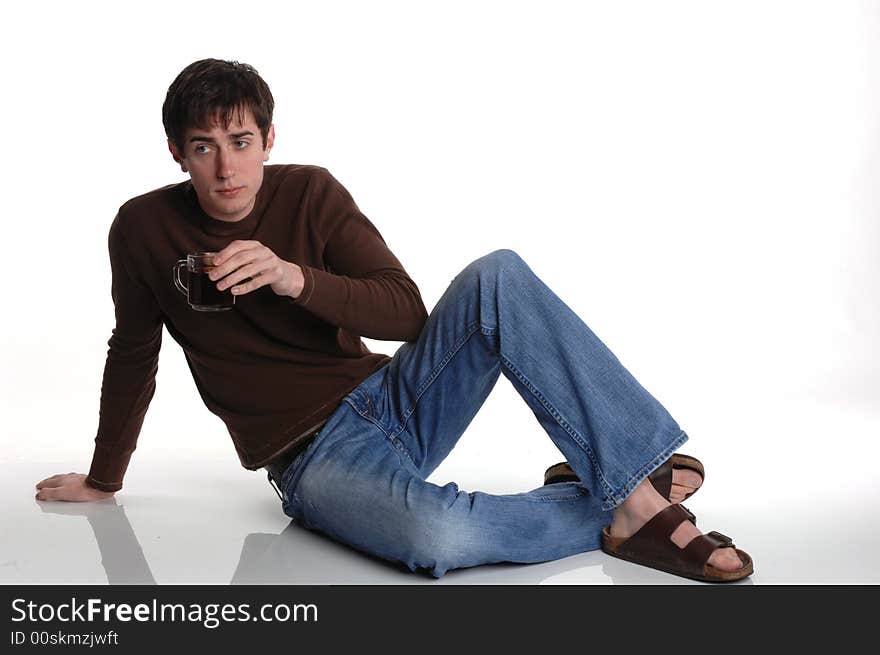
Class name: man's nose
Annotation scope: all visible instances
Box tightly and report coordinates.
[216,147,234,179]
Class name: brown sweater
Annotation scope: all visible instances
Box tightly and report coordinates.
[86,164,428,492]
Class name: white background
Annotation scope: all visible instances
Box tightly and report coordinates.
[2,1,879,582]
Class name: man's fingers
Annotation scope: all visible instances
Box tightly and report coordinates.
[232,272,272,295]
[213,239,255,263]
[34,473,110,503]
[211,241,262,277]
[36,473,70,488]
[216,261,267,292]
[212,239,248,265]
[35,487,57,501]
[210,252,256,283]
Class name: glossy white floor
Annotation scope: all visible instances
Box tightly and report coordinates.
[5,389,879,586]
[5,1,879,588]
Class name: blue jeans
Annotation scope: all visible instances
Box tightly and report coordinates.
[277,250,688,578]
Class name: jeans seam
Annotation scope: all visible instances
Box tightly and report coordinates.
[343,397,390,436]
[499,353,617,502]
[343,397,417,470]
[602,429,689,510]
[534,494,588,502]
[495,488,590,502]
[392,320,485,440]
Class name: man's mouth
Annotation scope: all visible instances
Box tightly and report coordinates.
[217,186,244,197]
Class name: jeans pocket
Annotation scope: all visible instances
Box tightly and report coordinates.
[279,448,307,492]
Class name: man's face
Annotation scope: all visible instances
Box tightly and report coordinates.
[168,106,275,222]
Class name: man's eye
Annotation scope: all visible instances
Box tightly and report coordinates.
[194,145,211,154]
[235,140,249,149]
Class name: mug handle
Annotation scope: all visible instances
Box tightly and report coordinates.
[173,260,188,296]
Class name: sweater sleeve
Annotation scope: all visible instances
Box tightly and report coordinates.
[85,213,163,492]
[290,169,428,341]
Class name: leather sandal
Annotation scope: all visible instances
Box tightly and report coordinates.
[601,503,753,582]
[544,453,703,524]
[544,453,704,502]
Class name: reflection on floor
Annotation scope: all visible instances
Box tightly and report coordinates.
[7,432,880,586]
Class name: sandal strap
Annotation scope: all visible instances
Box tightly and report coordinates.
[544,462,578,485]
[682,530,736,567]
[648,458,674,498]
[545,455,704,504]
[615,506,735,578]
[680,504,696,524]
[624,503,693,550]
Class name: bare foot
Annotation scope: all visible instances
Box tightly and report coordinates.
[669,467,703,503]
[610,478,743,572]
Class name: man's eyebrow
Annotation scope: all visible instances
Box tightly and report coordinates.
[188,130,255,143]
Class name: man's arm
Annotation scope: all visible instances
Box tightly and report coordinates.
[213,168,429,341]
[35,212,163,501]
[291,168,428,341]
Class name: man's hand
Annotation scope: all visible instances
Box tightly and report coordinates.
[35,473,116,502]
[209,240,305,299]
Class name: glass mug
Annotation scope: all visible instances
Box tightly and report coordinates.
[173,252,235,311]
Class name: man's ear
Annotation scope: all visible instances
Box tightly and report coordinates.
[263,124,275,162]
[167,139,189,173]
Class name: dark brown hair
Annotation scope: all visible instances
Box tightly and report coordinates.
[162,58,274,154]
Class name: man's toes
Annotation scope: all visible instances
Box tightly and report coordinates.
[668,483,695,503]
[674,469,703,489]
[708,547,743,572]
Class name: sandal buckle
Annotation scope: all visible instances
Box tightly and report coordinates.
[706,530,733,546]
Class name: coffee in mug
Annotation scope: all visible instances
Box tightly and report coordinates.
[173,252,234,311]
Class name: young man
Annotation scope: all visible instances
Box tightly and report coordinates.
[35,59,752,582]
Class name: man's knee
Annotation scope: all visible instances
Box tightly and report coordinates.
[466,248,530,281]
[396,486,479,578]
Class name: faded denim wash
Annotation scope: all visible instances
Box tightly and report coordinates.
[276,249,688,578]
